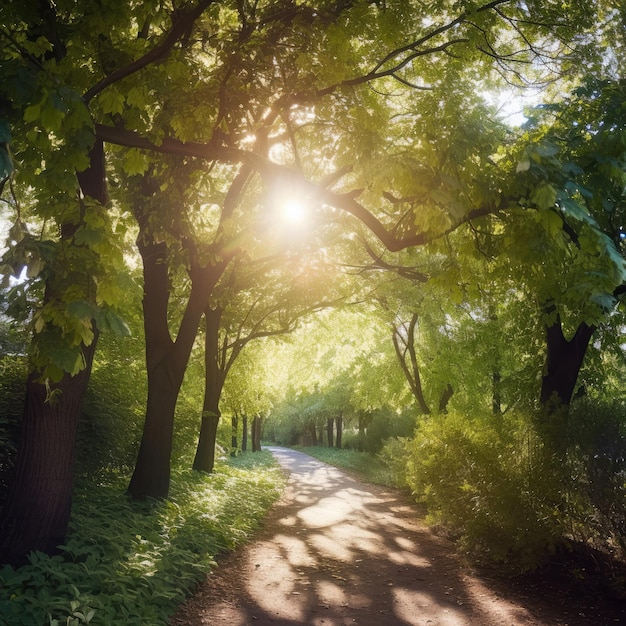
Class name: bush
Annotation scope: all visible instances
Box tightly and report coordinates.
[377,437,411,488]
[343,407,416,454]
[0,355,27,506]
[72,327,148,480]
[405,410,566,572]
[567,399,626,555]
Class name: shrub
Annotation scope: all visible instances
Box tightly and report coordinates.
[405,410,566,571]
[0,355,27,506]
[567,399,626,555]
[377,436,411,488]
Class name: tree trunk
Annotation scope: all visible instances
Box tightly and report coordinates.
[540,319,595,408]
[231,412,239,455]
[252,415,262,452]
[492,371,502,416]
[326,417,334,448]
[193,307,226,472]
[438,384,453,413]
[127,181,219,498]
[0,342,97,565]
[358,413,366,451]
[335,412,343,449]
[0,141,106,565]
[393,314,431,414]
[538,318,595,452]
[242,414,248,452]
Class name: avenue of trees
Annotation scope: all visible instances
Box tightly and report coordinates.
[0,0,625,574]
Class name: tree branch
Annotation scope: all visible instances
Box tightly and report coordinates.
[83,0,216,103]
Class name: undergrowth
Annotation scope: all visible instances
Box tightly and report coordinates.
[0,451,285,625]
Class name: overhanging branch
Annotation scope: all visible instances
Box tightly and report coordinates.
[95,123,497,253]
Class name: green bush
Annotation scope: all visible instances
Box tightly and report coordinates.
[75,330,147,480]
[0,452,285,625]
[343,407,416,454]
[567,399,626,554]
[0,355,27,505]
[377,437,411,488]
[405,410,566,571]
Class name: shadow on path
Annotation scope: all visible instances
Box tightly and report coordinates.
[171,447,623,625]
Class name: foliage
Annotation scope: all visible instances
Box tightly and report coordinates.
[342,406,416,454]
[405,410,568,571]
[75,330,146,480]
[0,355,26,504]
[404,406,626,572]
[0,452,285,625]
[566,399,626,555]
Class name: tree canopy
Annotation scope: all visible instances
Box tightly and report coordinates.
[1,0,626,570]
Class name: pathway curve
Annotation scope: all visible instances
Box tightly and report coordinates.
[171,447,622,625]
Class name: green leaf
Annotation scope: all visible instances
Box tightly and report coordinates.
[23,103,41,123]
[122,148,147,176]
[530,183,557,210]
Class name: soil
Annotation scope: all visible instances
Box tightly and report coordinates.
[170,447,626,626]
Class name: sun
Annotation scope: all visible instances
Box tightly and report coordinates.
[279,198,309,225]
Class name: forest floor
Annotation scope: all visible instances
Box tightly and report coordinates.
[170,447,626,626]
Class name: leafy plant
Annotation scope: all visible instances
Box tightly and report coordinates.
[0,453,285,625]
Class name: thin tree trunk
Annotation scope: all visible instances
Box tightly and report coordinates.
[242,414,248,452]
[492,371,502,415]
[193,307,226,473]
[252,415,262,452]
[231,412,239,455]
[127,177,220,498]
[326,417,334,448]
[393,314,431,414]
[335,412,343,449]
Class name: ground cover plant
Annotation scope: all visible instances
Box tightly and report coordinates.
[0,451,285,626]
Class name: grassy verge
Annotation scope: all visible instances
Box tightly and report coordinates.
[0,450,285,626]
[293,446,397,487]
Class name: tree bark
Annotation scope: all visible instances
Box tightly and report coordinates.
[538,317,595,452]
[242,414,248,452]
[540,318,595,408]
[393,314,431,414]
[252,415,262,452]
[231,412,239,455]
[127,180,220,498]
[193,307,226,472]
[438,384,454,414]
[335,412,343,449]
[0,141,106,565]
[326,417,334,448]
[0,341,97,565]
[492,371,502,416]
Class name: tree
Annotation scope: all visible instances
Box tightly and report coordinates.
[0,0,608,562]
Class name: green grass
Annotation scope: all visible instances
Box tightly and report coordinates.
[0,451,285,625]
[293,446,397,487]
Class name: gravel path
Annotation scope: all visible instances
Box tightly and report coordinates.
[171,447,625,625]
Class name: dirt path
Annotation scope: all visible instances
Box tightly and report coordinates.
[171,447,625,626]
